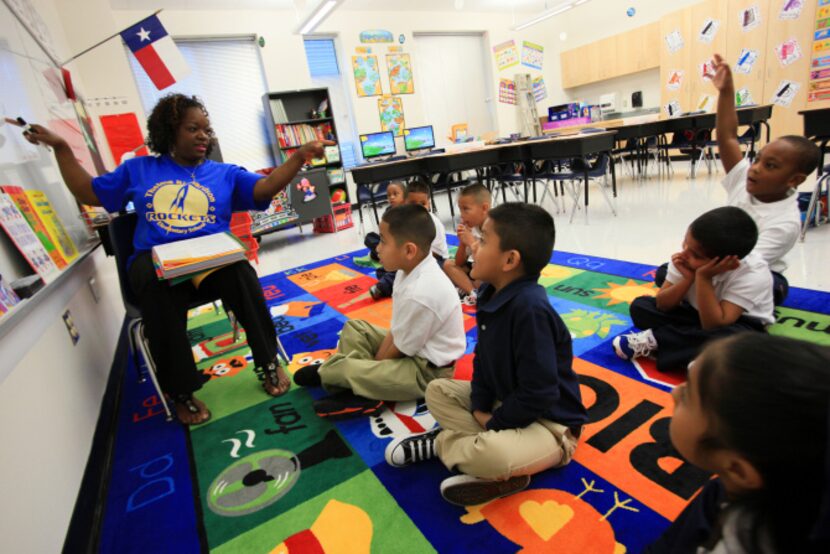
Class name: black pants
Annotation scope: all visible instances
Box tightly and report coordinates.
[654,262,789,306]
[630,296,765,372]
[129,252,276,396]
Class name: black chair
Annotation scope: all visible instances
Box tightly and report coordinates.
[536,153,617,223]
[108,212,239,421]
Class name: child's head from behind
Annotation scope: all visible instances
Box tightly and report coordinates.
[670,333,830,552]
[386,181,406,207]
[471,203,554,286]
[679,207,757,270]
[748,136,821,201]
[457,183,492,228]
[378,204,435,272]
[405,179,431,210]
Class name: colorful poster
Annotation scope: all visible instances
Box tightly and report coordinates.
[386,54,414,95]
[359,30,393,43]
[521,41,544,70]
[532,76,547,102]
[810,1,830,101]
[698,18,720,43]
[736,88,754,106]
[493,40,519,70]
[770,80,801,107]
[666,70,684,90]
[498,78,516,104]
[377,96,404,136]
[664,30,684,54]
[352,55,382,97]
[740,5,762,32]
[775,38,803,66]
[734,48,759,74]
[779,0,804,20]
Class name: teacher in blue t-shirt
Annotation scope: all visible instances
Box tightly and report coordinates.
[25,93,332,425]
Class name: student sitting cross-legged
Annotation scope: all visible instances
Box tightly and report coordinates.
[383,203,588,506]
[294,204,466,419]
[443,183,492,306]
[614,206,774,372]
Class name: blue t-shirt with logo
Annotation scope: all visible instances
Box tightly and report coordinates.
[92,155,270,264]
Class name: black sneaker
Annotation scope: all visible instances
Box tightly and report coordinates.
[384,428,441,468]
[293,364,322,387]
[439,474,531,506]
[313,391,384,420]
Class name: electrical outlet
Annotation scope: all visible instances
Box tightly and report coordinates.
[88,277,100,303]
[62,310,80,345]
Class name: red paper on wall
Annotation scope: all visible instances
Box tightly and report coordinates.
[100,113,148,165]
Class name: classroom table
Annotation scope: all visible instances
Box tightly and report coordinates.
[799,106,830,175]
[349,131,618,226]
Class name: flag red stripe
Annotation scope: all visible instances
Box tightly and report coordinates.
[134,45,176,90]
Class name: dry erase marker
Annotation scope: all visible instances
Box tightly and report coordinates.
[15,117,51,151]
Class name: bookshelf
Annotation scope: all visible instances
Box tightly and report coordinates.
[262,88,348,205]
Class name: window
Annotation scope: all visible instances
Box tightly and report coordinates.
[303,38,359,169]
[127,37,272,171]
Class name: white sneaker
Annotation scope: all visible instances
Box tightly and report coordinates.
[612,329,657,360]
[384,428,441,468]
[440,474,531,506]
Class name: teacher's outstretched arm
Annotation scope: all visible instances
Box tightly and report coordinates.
[19,123,100,206]
[253,140,335,202]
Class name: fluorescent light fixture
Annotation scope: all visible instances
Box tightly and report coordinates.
[296,0,340,35]
[512,0,591,31]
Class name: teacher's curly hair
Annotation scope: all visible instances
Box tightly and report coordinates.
[145,93,214,156]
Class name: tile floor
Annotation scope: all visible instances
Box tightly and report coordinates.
[256,163,830,292]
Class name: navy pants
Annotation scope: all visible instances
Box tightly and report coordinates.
[630,296,765,372]
[654,262,789,306]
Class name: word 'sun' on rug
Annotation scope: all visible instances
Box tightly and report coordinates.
[100,239,830,554]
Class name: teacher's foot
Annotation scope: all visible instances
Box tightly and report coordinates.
[263,362,291,397]
[173,394,211,425]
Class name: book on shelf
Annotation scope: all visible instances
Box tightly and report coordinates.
[25,190,79,264]
[0,274,21,319]
[327,168,345,184]
[151,232,247,281]
[274,122,334,149]
[0,193,61,283]
[324,145,340,163]
[0,185,67,269]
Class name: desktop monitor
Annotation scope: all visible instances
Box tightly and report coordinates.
[403,125,435,152]
[359,131,396,159]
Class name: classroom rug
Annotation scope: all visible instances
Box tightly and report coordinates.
[99,238,830,554]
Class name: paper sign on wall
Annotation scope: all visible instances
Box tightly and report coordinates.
[498,78,517,104]
[698,19,720,43]
[770,80,801,107]
[735,48,759,74]
[378,96,405,136]
[776,38,803,66]
[352,55,382,97]
[532,76,547,102]
[493,40,519,70]
[697,94,715,112]
[664,100,681,117]
[386,53,414,95]
[665,30,684,53]
[700,60,716,81]
[521,41,544,70]
[666,70,684,90]
[779,0,804,20]
[740,5,762,32]
[736,88,754,106]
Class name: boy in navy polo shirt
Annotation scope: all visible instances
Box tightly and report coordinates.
[383,202,588,506]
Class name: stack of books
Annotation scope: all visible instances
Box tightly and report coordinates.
[152,232,247,281]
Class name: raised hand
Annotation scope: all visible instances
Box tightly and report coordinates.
[711,53,734,92]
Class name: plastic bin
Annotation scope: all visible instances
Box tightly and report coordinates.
[313,203,354,233]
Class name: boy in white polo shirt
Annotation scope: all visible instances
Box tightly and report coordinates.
[614,207,774,372]
[655,53,822,305]
[294,204,466,419]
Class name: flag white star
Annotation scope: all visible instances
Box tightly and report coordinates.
[137,27,151,42]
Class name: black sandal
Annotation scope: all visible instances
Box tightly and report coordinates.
[262,362,291,397]
[172,394,211,424]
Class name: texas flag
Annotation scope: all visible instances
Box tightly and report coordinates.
[120,15,189,90]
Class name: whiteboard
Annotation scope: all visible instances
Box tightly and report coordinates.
[0,0,100,281]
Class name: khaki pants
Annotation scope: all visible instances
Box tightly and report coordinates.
[317,320,453,401]
[426,378,579,481]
